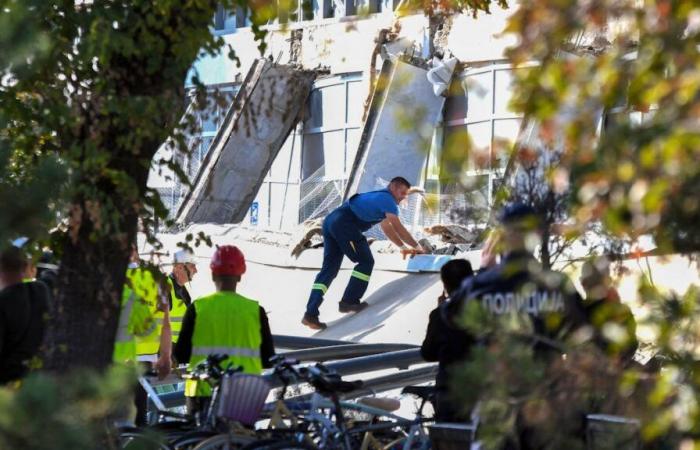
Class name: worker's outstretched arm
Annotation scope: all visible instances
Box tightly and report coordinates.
[384,213,422,250]
[155,283,172,379]
[380,219,405,248]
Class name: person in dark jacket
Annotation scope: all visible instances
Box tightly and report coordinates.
[0,246,49,385]
[449,203,587,356]
[580,257,638,363]
[421,258,475,420]
[445,203,588,447]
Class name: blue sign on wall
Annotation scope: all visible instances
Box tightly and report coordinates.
[250,202,259,225]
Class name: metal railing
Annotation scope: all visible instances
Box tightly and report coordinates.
[273,334,356,349]
[153,339,431,409]
[280,343,418,362]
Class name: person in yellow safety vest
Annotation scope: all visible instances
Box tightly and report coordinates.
[173,245,275,418]
[113,246,172,426]
[168,249,198,344]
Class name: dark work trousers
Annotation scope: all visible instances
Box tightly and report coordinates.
[306,205,375,317]
[186,396,212,426]
[133,362,152,426]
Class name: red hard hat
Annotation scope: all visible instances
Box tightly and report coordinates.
[210,245,246,276]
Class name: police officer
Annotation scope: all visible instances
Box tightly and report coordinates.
[434,203,587,423]
[174,245,275,418]
[302,177,426,330]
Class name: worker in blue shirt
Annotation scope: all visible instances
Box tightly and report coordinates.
[302,177,426,330]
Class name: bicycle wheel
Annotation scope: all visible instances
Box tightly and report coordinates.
[119,431,171,450]
[191,433,257,450]
[171,430,220,450]
[240,439,318,450]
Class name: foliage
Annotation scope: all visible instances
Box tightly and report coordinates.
[441,2,700,447]
[0,366,136,450]
[507,0,700,254]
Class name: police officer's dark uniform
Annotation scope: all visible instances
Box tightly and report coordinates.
[426,204,587,428]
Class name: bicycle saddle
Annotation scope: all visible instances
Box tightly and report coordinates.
[316,374,362,394]
[401,386,435,401]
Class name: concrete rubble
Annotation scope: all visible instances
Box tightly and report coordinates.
[177,59,317,224]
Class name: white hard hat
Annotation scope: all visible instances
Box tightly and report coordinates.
[173,249,196,264]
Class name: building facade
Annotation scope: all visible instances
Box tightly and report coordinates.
[150,3,525,235]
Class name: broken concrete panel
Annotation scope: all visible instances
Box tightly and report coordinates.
[446,9,516,63]
[177,59,316,224]
[345,57,448,198]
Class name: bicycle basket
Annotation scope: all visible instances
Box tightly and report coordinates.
[217,373,271,425]
[429,423,476,450]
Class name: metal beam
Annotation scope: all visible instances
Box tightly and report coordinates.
[282,365,438,401]
[273,334,354,350]
[154,348,428,408]
[323,348,424,376]
[340,365,437,399]
[280,343,418,362]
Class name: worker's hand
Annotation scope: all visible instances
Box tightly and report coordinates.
[415,244,429,255]
[155,353,172,380]
[400,246,418,259]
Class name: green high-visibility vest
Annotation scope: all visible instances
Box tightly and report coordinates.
[132,269,162,356]
[113,268,158,363]
[168,278,188,343]
[185,291,263,397]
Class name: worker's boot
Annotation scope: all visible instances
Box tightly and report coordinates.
[301,313,327,330]
[338,301,369,314]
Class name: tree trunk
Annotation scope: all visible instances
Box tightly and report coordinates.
[43,206,138,371]
[540,225,552,270]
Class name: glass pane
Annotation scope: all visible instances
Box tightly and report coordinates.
[465,71,493,121]
[321,130,345,179]
[304,83,345,130]
[444,77,467,123]
[306,89,323,129]
[200,108,217,133]
[224,9,237,31]
[466,121,492,171]
[439,175,490,226]
[347,81,364,125]
[200,136,214,160]
[302,133,324,180]
[494,69,514,115]
[493,118,521,169]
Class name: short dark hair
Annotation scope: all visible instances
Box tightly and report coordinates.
[213,274,240,289]
[0,246,27,275]
[389,177,411,188]
[440,259,474,295]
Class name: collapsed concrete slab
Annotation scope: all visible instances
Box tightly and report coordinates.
[344,57,450,198]
[177,59,316,224]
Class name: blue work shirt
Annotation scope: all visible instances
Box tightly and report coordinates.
[347,189,399,225]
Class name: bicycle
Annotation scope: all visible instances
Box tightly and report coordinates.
[118,354,256,450]
[233,359,434,450]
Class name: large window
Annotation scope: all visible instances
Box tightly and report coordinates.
[439,62,525,226]
[299,73,364,222]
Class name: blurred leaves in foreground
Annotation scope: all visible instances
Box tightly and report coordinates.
[0,365,136,450]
